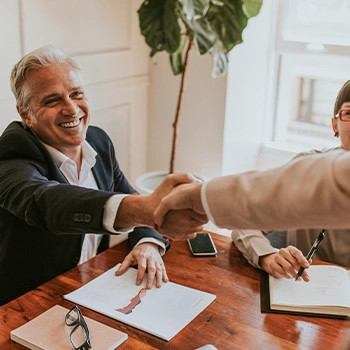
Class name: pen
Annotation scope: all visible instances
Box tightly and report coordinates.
[295,229,325,281]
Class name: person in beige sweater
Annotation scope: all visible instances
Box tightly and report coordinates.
[232,80,350,281]
[154,80,350,281]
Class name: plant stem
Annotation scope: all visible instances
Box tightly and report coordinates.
[169,36,193,174]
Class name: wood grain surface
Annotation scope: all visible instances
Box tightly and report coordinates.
[1,232,349,350]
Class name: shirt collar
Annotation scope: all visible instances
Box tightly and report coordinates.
[41,141,97,169]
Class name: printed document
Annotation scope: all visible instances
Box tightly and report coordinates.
[64,264,216,341]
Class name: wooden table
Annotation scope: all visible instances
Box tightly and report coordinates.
[0,232,349,350]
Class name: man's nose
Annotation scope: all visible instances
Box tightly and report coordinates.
[62,98,79,116]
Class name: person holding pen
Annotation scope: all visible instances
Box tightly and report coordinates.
[231,80,350,282]
[154,81,350,276]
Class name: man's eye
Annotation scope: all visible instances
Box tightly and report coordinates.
[72,91,83,98]
[45,99,58,105]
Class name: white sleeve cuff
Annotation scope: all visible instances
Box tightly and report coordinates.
[104,194,134,234]
[135,237,167,256]
[200,181,218,226]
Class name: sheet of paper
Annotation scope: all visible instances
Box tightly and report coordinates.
[64,264,216,341]
[270,265,350,308]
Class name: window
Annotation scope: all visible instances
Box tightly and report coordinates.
[268,0,350,151]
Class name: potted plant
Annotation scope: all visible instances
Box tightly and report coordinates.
[135,0,263,193]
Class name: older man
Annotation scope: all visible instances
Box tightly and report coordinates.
[0,45,206,306]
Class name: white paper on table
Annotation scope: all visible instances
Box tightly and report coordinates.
[64,263,216,341]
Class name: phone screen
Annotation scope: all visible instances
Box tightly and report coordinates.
[188,233,217,256]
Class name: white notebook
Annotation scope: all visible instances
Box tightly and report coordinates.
[269,265,350,317]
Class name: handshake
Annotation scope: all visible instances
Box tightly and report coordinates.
[152,173,209,240]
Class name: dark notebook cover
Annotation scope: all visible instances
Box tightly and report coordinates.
[260,270,349,320]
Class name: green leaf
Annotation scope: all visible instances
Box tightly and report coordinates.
[207,0,247,53]
[179,0,210,19]
[210,42,228,77]
[191,17,216,54]
[170,34,188,75]
[178,1,215,55]
[138,0,181,55]
[242,0,263,18]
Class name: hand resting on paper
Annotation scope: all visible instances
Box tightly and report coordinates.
[115,242,168,289]
[259,245,311,282]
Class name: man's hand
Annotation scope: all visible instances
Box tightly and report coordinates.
[259,246,310,281]
[115,242,168,289]
[156,208,208,240]
[114,173,201,232]
[148,173,201,213]
[154,182,206,229]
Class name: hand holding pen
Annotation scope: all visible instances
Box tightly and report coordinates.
[295,229,325,281]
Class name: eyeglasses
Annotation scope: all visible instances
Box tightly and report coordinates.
[65,306,92,350]
[335,109,350,122]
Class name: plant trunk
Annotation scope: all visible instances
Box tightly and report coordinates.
[169,38,193,174]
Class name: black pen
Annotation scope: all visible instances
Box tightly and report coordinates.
[295,229,325,281]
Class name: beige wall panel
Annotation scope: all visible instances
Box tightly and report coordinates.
[90,104,130,178]
[86,77,148,185]
[0,1,21,99]
[0,98,18,134]
[21,0,129,55]
[76,0,148,85]
[20,0,148,85]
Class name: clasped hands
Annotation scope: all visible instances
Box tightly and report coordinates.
[150,173,208,240]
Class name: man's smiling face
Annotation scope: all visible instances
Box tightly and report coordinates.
[18,62,90,155]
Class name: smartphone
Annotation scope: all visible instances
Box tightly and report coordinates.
[188,233,217,256]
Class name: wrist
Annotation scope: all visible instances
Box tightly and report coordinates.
[114,194,153,229]
[259,253,277,272]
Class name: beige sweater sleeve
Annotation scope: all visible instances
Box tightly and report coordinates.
[231,230,276,269]
[204,149,350,230]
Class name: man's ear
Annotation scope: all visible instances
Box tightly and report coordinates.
[17,105,32,128]
[331,117,338,134]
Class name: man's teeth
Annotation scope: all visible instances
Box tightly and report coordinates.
[60,119,81,128]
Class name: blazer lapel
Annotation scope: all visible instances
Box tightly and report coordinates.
[89,141,109,191]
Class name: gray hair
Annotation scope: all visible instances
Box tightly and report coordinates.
[10,45,83,112]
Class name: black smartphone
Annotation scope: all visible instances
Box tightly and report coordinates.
[188,233,217,256]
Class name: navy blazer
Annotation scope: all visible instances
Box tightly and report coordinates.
[0,122,167,305]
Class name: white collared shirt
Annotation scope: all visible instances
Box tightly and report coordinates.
[42,141,165,264]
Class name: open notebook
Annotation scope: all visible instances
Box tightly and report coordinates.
[261,265,350,319]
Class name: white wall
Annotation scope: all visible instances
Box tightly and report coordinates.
[222,0,288,176]
[147,47,227,179]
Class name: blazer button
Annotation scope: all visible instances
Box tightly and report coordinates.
[73,213,79,222]
[85,214,91,223]
[72,256,79,265]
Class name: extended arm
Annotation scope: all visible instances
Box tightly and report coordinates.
[155,149,350,231]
